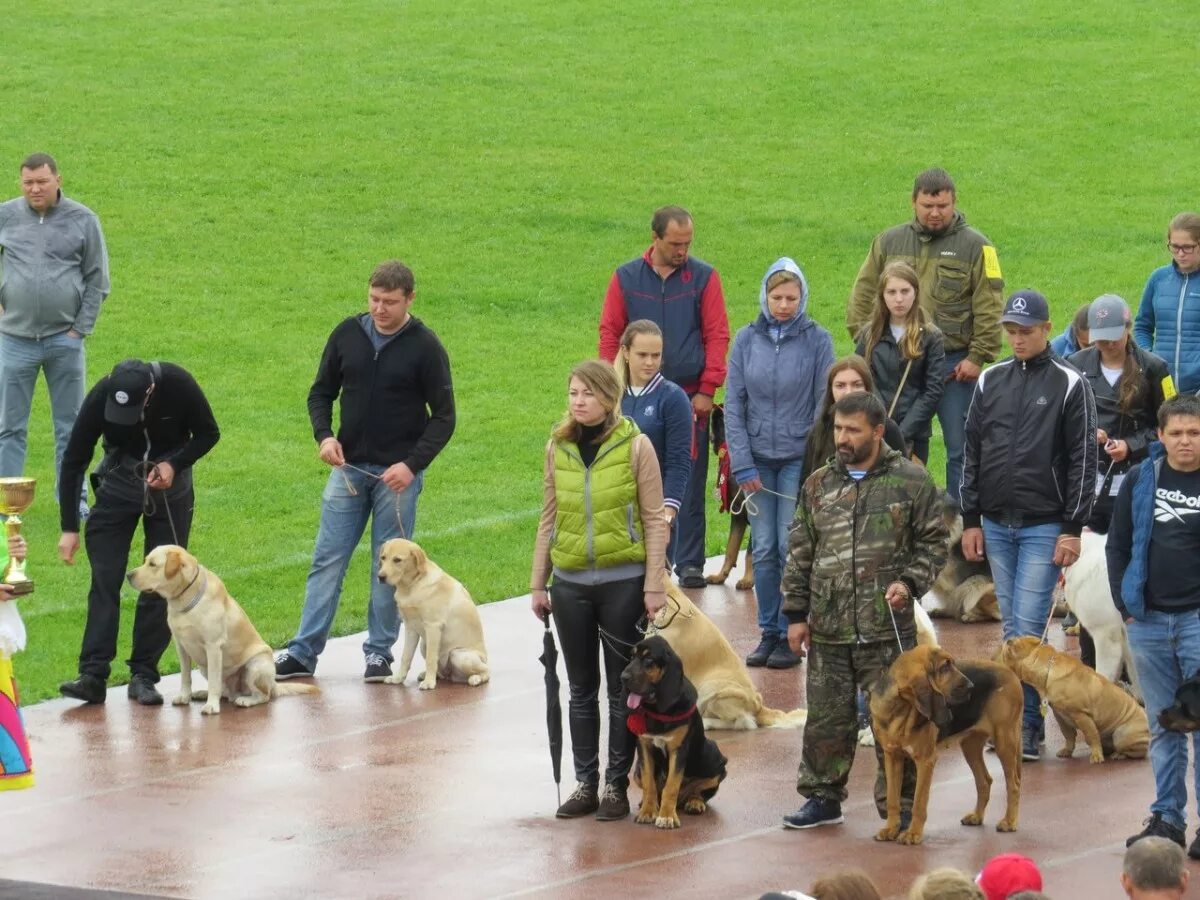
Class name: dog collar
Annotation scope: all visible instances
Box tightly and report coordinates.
[177,567,208,614]
[627,703,697,737]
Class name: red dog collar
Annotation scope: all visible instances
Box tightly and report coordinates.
[628,704,697,737]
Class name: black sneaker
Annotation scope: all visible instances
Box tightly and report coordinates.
[363,653,392,683]
[556,782,600,818]
[782,797,844,830]
[766,642,802,669]
[127,676,163,706]
[59,673,106,704]
[746,635,779,668]
[1021,728,1042,762]
[275,651,314,680]
[1127,813,1186,848]
[595,783,629,821]
[678,566,706,589]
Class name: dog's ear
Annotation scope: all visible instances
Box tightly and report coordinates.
[164,549,181,580]
[906,680,936,721]
[404,545,428,580]
[652,642,685,709]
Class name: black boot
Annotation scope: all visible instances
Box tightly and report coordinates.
[128,676,164,706]
[59,674,107,704]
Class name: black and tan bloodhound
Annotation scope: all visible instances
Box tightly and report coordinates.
[869,645,1023,845]
[621,636,727,829]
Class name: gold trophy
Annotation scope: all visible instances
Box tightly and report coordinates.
[0,477,35,595]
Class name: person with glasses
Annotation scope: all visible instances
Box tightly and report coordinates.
[1135,213,1200,393]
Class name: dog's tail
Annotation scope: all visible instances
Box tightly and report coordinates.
[271,682,320,697]
[755,705,807,729]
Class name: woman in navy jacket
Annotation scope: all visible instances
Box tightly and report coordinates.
[1135,212,1200,393]
[726,257,834,669]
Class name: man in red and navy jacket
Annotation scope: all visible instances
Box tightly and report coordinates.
[599,205,730,587]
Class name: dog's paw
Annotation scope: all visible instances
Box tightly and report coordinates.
[874,825,899,842]
[734,578,754,591]
[635,810,656,825]
[654,814,680,830]
[418,678,437,691]
[896,829,924,845]
[172,693,190,706]
[382,674,406,685]
[467,674,487,686]
[683,798,707,815]
[996,818,1018,833]
[201,703,221,715]
[190,689,208,701]
[857,727,876,747]
[960,812,983,827]
[704,573,727,585]
[1089,750,1105,764]
[1057,747,1074,759]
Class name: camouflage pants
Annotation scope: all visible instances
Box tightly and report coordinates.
[797,639,916,817]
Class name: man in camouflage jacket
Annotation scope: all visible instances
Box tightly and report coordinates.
[780,392,948,831]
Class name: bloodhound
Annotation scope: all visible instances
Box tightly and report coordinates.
[870,645,1023,845]
[621,636,727,829]
[998,636,1148,762]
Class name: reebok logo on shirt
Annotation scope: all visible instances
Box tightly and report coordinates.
[1155,486,1200,523]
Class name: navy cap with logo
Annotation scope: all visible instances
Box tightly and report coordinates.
[999,289,1050,326]
[104,360,155,425]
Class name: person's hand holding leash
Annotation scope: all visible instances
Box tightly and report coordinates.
[146,461,175,490]
[1054,533,1082,567]
[885,581,911,610]
[58,532,80,565]
[318,437,345,467]
[531,589,552,620]
[787,621,810,656]
[1104,439,1129,462]
[737,477,764,496]
[691,394,714,416]
[962,526,985,562]
[951,358,982,382]
[644,591,666,617]
[381,462,415,492]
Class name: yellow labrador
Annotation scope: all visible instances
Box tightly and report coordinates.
[127,545,318,714]
[377,538,489,690]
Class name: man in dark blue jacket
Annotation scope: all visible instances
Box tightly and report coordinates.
[276,261,455,683]
[599,206,730,587]
[1108,394,1200,856]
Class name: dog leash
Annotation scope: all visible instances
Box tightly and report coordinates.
[730,485,798,518]
[337,463,409,538]
[135,460,182,545]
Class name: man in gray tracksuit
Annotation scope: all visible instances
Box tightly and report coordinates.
[0,153,109,511]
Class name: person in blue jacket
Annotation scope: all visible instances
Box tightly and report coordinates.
[726,257,834,669]
[615,320,693,549]
[1135,213,1200,393]
[1051,304,1091,357]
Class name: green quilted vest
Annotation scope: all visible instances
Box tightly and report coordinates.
[551,417,647,571]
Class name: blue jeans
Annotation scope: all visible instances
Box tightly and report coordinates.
[747,459,803,639]
[939,349,975,502]
[0,332,87,494]
[981,517,1061,734]
[1126,610,1200,830]
[286,465,423,669]
[674,409,708,575]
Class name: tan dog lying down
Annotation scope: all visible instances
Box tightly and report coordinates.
[998,636,1149,763]
[377,539,489,690]
[127,545,318,714]
[652,582,805,730]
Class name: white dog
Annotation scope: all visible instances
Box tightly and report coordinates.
[376,539,489,690]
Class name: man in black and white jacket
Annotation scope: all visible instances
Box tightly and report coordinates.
[960,289,1097,760]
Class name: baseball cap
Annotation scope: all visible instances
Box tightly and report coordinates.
[999,290,1051,326]
[1088,293,1132,342]
[976,853,1042,900]
[104,360,155,425]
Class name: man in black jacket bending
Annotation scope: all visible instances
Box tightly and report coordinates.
[57,359,220,705]
[960,289,1097,760]
[276,260,456,683]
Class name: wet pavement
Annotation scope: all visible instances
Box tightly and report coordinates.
[5,559,1183,899]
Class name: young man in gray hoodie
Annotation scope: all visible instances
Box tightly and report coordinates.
[0,153,109,513]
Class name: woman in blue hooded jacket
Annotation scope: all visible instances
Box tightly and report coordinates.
[1135,212,1200,393]
[725,258,834,669]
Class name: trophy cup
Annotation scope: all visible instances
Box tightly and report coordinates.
[0,477,35,595]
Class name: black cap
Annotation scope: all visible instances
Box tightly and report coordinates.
[999,289,1050,326]
[104,360,154,425]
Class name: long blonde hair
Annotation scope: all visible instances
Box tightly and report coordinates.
[551,360,622,444]
[860,260,934,362]
[614,319,663,392]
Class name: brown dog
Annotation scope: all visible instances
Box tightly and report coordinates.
[997,636,1149,763]
[704,405,754,590]
[870,645,1023,845]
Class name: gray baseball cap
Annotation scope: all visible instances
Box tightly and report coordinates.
[1088,294,1131,342]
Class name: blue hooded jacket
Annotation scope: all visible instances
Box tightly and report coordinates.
[1106,441,1165,620]
[1049,323,1081,358]
[725,258,835,482]
[1135,263,1200,393]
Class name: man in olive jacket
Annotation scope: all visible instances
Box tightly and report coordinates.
[846,168,1003,501]
[780,392,948,831]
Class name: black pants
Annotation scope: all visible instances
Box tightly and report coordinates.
[674,408,708,575]
[78,464,194,681]
[551,575,644,789]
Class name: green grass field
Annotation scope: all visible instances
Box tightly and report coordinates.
[4,0,1184,701]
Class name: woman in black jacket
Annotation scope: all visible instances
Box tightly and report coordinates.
[1068,294,1174,532]
[854,261,946,462]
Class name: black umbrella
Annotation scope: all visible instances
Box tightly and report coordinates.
[539,612,563,807]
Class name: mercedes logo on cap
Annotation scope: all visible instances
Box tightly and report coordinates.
[1011,297,1027,312]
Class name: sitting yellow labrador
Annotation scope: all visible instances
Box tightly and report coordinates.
[377,538,489,690]
[998,636,1148,763]
[127,545,319,714]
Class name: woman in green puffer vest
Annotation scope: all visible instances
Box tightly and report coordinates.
[530,359,668,823]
